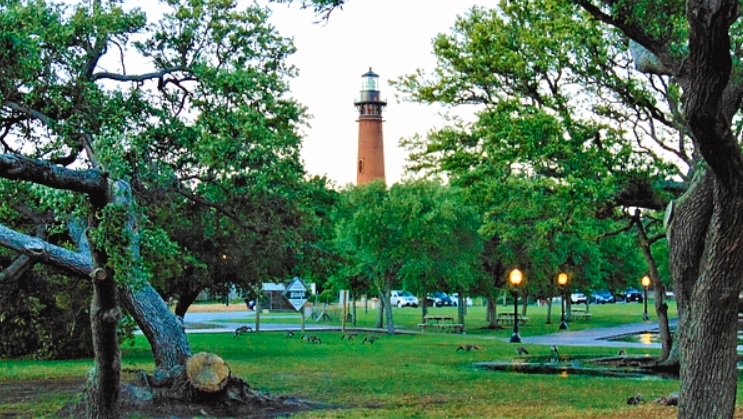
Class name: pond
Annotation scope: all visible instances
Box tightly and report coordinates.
[476,355,678,380]
[604,328,743,345]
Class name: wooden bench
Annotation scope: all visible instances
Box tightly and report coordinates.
[497,313,529,326]
[571,308,592,320]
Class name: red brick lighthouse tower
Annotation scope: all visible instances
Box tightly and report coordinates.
[355,68,387,185]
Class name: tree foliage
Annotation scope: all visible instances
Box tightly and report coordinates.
[0,0,320,414]
[332,180,483,330]
[393,0,743,415]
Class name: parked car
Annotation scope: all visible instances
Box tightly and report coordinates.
[590,290,616,304]
[622,287,644,303]
[390,290,419,308]
[427,292,454,307]
[450,293,473,307]
[571,292,587,304]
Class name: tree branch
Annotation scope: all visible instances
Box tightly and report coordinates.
[0,223,92,277]
[0,254,34,283]
[574,0,683,75]
[92,67,190,82]
[0,154,108,204]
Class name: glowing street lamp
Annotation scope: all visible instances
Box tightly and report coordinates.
[509,268,523,343]
[641,275,651,321]
[557,272,569,330]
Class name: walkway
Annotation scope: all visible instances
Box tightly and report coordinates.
[180,310,343,334]
[519,321,672,349]
[181,309,672,348]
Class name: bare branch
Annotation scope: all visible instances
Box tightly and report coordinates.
[0,254,34,282]
[3,101,54,127]
[92,67,190,82]
[574,0,682,75]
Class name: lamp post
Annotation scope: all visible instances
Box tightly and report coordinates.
[557,272,568,330]
[641,275,651,321]
[509,268,523,343]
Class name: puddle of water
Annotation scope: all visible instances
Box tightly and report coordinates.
[475,360,677,380]
[606,329,743,345]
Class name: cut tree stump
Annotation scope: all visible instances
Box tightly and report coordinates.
[186,352,230,393]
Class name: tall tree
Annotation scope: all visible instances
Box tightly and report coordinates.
[389,0,743,415]
[333,179,483,332]
[0,0,309,415]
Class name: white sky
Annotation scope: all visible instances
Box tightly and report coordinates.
[267,0,488,187]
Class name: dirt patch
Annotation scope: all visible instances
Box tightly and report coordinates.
[0,377,85,405]
[3,376,326,418]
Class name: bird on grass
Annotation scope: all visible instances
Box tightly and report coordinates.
[301,334,322,344]
[550,345,559,360]
[285,331,295,338]
[456,344,481,353]
[363,336,379,344]
[516,347,529,355]
[626,393,644,405]
[233,326,252,337]
[341,333,358,340]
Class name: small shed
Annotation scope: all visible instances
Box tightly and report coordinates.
[261,282,293,311]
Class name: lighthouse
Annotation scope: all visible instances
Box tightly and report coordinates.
[355,68,387,185]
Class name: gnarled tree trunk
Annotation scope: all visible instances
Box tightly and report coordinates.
[669,170,743,418]
[84,269,121,419]
[673,0,743,415]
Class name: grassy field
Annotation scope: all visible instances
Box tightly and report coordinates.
[2,300,742,418]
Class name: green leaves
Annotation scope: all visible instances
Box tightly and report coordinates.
[332,180,483,296]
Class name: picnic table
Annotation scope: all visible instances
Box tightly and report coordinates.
[571,306,592,320]
[497,312,529,326]
[418,315,464,333]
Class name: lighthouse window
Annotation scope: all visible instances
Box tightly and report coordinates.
[358,158,364,174]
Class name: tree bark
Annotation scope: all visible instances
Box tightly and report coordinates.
[634,213,672,362]
[175,287,203,319]
[383,282,394,334]
[671,171,743,418]
[485,295,498,328]
[351,294,357,326]
[120,284,191,372]
[84,269,121,419]
[676,0,743,415]
[376,290,384,329]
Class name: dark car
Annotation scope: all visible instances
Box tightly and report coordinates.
[622,287,644,303]
[590,290,616,304]
[428,292,455,307]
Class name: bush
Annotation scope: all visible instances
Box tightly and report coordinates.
[0,271,93,359]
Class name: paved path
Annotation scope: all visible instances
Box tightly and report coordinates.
[181,309,343,334]
[180,309,679,349]
[519,321,671,349]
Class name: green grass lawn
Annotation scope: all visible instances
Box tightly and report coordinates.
[1,299,736,418]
